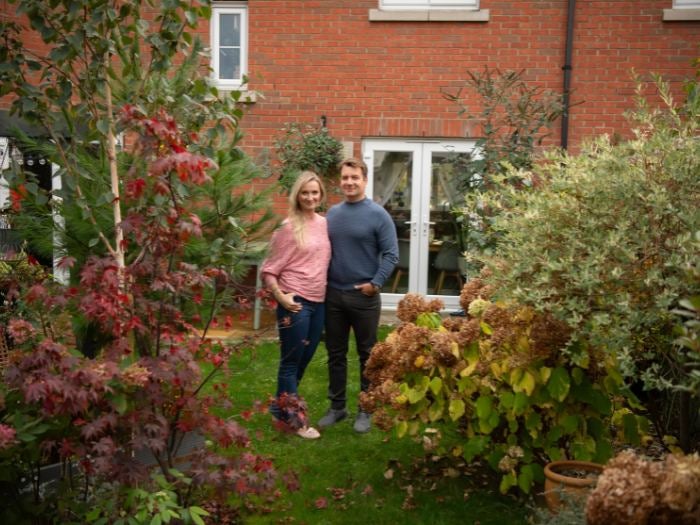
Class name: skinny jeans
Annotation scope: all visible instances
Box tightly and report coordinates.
[324,287,381,411]
[271,296,324,419]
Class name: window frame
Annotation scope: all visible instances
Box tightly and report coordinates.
[210,3,248,90]
[380,0,479,9]
[673,0,700,7]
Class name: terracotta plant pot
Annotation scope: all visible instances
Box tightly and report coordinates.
[543,459,603,512]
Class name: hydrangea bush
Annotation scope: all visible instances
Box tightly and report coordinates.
[361,279,646,494]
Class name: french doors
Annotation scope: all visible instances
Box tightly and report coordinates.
[362,139,477,311]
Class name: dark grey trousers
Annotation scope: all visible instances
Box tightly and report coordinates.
[324,287,381,410]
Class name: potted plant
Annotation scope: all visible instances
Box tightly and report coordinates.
[543,459,604,512]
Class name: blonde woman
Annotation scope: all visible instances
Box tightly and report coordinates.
[260,171,331,439]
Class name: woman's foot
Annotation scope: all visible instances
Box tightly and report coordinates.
[296,426,321,439]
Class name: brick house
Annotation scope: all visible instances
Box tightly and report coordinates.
[1,0,699,310]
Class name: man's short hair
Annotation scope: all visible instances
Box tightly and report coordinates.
[339,157,368,178]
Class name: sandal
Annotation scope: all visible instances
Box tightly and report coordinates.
[296,426,321,439]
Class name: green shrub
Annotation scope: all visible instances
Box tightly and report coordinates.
[462,75,700,395]
[361,285,646,495]
[273,123,343,191]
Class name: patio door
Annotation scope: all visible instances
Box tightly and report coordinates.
[362,139,477,311]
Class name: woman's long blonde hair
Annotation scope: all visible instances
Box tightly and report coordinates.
[288,170,326,247]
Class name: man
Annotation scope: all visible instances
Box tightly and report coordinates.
[318,157,399,433]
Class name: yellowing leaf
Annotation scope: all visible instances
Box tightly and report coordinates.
[396,420,408,438]
[510,368,523,387]
[449,399,465,421]
[514,370,536,396]
[429,377,443,395]
[540,367,552,384]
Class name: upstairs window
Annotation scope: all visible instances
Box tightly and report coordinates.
[211,4,248,89]
[380,0,479,8]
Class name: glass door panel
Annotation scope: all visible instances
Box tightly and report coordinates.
[428,150,472,297]
[372,150,414,294]
[363,139,476,311]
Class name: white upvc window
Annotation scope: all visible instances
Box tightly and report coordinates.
[211,3,248,89]
[380,0,479,8]
[673,0,700,7]
[664,0,700,20]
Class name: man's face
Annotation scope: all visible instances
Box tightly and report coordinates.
[340,165,367,202]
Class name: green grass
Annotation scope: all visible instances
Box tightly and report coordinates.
[221,327,531,524]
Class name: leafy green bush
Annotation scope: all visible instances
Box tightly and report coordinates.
[361,284,646,495]
[273,123,343,191]
[443,68,564,257]
[462,75,700,398]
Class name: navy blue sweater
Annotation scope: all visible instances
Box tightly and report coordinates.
[326,198,399,290]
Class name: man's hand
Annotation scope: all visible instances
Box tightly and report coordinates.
[355,282,380,297]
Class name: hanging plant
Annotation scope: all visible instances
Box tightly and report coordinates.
[274,123,343,191]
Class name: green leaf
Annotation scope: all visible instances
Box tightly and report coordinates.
[112,393,128,415]
[407,386,426,404]
[499,472,517,494]
[517,464,535,493]
[622,413,641,445]
[546,367,571,402]
[428,400,444,422]
[475,395,493,419]
[429,376,442,395]
[499,391,514,409]
[448,398,465,421]
[396,420,408,438]
[560,414,579,434]
[96,118,110,135]
[463,435,488,462]
[512,392,530,415]
[571,381,612,415]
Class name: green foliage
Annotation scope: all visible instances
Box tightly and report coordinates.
[81,471,210,525]
[443,68,564,257]
[0,0,279,522]
[362,291,645,495]
[273,123,343,191]
[673,231,700,399]
[467,75,700,395]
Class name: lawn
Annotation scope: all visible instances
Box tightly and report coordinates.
[220,325,533,524]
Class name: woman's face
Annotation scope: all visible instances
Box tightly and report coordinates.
[297,180,322,212]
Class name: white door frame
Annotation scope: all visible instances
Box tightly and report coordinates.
[362,138,476,311]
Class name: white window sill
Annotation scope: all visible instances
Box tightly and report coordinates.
[213,87,259,103]
[663,8,700,21]
[369,8,489,22]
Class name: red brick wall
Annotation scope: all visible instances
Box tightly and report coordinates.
[221,0,697,212]
[3,0,698,214]
[238,0,698,148]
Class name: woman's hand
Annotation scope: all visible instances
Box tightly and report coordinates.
[277,291,302,312]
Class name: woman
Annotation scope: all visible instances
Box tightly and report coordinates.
[260,171,331,439]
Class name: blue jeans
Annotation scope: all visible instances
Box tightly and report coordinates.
[270,296,325,420]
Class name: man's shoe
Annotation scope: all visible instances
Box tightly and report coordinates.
[318,408,347,428]
[353,411,371,433]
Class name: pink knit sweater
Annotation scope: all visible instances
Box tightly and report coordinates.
[260,214,331,302]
